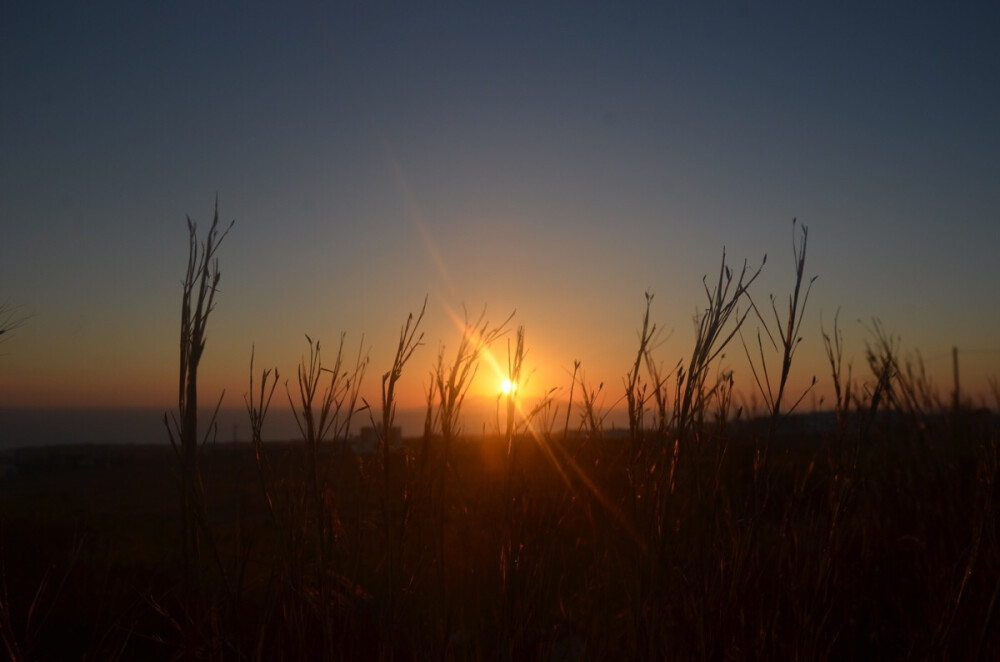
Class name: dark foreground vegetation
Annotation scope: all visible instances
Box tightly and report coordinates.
[1,214,997,660]
[1,410,997,660]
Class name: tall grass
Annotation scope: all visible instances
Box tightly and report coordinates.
[367,298,425,655]
[164,200,232,568]
[1,217,997,660]
[426,307,512,655]
[161,200,234,655]
[0,299,29,349]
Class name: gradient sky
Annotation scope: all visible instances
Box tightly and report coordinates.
[2,2,999,431]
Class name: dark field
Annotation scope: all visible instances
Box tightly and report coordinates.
[3,223,997,660]
[1,411,997,661]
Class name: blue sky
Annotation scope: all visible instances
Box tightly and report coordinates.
[2,2,998,422]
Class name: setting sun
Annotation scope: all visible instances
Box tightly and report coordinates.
[500,378,517,395]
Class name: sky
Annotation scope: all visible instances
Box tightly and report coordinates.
[2,2,999,439]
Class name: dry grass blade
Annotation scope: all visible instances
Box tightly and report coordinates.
[0,299,31,351]
[821,308,852,425]
[374,297,427,450]
[433,305,513,440]
[164,198,234,574]
[365,298,427,641]
[244,346,280,520]
[562,360,581,440]
[678,248,764,442]
[577,371,611,437]
[740,219,817,424]
[625,292,661,447]
[286,334,369,448]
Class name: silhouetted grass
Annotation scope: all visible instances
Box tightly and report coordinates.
[1,219,997,660]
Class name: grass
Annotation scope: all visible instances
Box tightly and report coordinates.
[0,215,997,660]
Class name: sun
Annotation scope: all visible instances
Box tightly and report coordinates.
[500,378,517,395]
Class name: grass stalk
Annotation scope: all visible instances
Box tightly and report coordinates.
[740,219,816,511]
[366,298,426,653]
[428,305,511,652]
[161,199,233,657]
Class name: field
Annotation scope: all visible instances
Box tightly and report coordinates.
[2,221,998,660]
[1,406,997,660]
